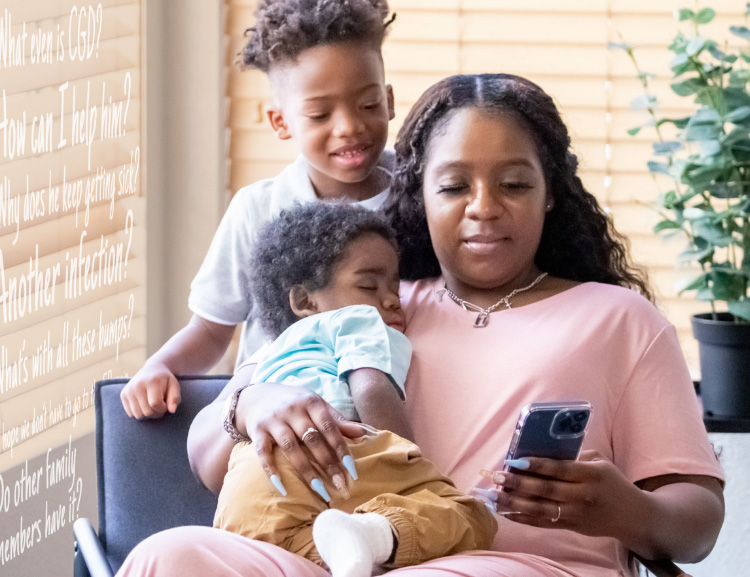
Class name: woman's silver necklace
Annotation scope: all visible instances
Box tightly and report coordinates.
[443,272,548,328]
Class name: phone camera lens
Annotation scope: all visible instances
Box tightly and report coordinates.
[570,423,583,433]
[574,411,587,422]
[559,417,572,429]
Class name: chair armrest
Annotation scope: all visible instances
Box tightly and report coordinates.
[634,554,690,577]
[74,518,115,577]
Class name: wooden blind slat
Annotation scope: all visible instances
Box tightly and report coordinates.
[0,0,145,478]
[224,0,746,374]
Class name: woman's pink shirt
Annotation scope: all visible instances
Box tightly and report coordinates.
[400,278,723,576]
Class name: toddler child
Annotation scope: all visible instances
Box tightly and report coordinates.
[213,202,497,577]
[121,0,397,419]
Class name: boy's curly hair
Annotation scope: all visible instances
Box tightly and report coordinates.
[250,202,397,338]
[239,0,394,72]
[384,73,654,301]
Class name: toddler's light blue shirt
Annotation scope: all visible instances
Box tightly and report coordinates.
[251,305,412,421]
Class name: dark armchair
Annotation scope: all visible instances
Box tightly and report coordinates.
[73,376,690,577]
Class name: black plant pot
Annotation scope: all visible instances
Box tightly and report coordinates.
[692,312,750,419]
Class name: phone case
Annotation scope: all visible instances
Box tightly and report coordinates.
[503,401,592,468]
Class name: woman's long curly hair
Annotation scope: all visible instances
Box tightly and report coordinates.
[238,0,394,72]
[384,73,653,301]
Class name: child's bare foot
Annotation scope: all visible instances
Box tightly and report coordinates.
[312,509,394,577]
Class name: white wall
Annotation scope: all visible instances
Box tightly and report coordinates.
[146,0,227,352]
[680,433,750,576]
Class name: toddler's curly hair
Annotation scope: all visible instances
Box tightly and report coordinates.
[239,0,394,72]
[250,202,397,338]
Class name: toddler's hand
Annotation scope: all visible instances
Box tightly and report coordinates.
[120,362,182,419]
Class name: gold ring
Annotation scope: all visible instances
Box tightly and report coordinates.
[301,427,319,443]
[551,505,561,523]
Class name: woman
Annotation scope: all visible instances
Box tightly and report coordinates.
[118,74,724,577]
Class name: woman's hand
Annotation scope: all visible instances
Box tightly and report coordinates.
[481,451,644,539]
[479,450,724,563]
[237,382,365,498]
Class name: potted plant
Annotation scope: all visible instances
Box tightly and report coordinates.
[613,4,750,419]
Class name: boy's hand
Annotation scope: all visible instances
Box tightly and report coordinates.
[120,362,182,419]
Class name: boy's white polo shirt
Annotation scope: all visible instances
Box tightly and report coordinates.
[188,151,394,367]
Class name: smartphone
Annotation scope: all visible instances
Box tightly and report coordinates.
[503,401,592,471]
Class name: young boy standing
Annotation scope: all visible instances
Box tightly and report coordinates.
[120,0,396,419]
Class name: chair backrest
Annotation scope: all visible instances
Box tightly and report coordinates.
[95,376,229,573]
[94,376,685,577]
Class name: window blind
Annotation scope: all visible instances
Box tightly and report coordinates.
[0,0,145,470]
[225,0,747,373]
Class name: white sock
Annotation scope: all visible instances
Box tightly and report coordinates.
[312,509,394,577]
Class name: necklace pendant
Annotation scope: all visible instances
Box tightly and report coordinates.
[474,312,489,328]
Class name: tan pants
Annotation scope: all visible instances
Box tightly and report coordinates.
[214,428,498,569]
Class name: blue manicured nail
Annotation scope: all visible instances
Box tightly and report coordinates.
[342,455,358,480]
[472,488,498,502]
[310,478,330,502]
[270,474,287,497]
[504,458,531,470]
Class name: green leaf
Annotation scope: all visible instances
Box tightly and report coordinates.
[730,25,750,40]
[675,273,709,293]
[692,219,735,247]
[671,77,706,96]
[694,8,716,24]
[703,63,732,80]
[678,238,714,263]
[705,183,742,199]
[677,8,695,21]
[672,60,700,76]
[722,125,750,146]
[693,108,720,122]
[647,161,672,176]
[660,189,686,210]
[695,287,714,301]
[627,126,642,136]
[684,122,720,141]
[653,141,682,155]
[705,41,729,61]
[669,33,689,53]
[724,106,750,123]
[730,69,750,86]
[669,52,696,75]
[723,86,750,110]
[695,86,724,108]
[712,269,747,300]
[686,36,706,56]
[699,139,721,156]
[728,300,750,321]
[685,165,725,186]
[656,116,691,129]
[654,220,682,233]
[671,52,689,66]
